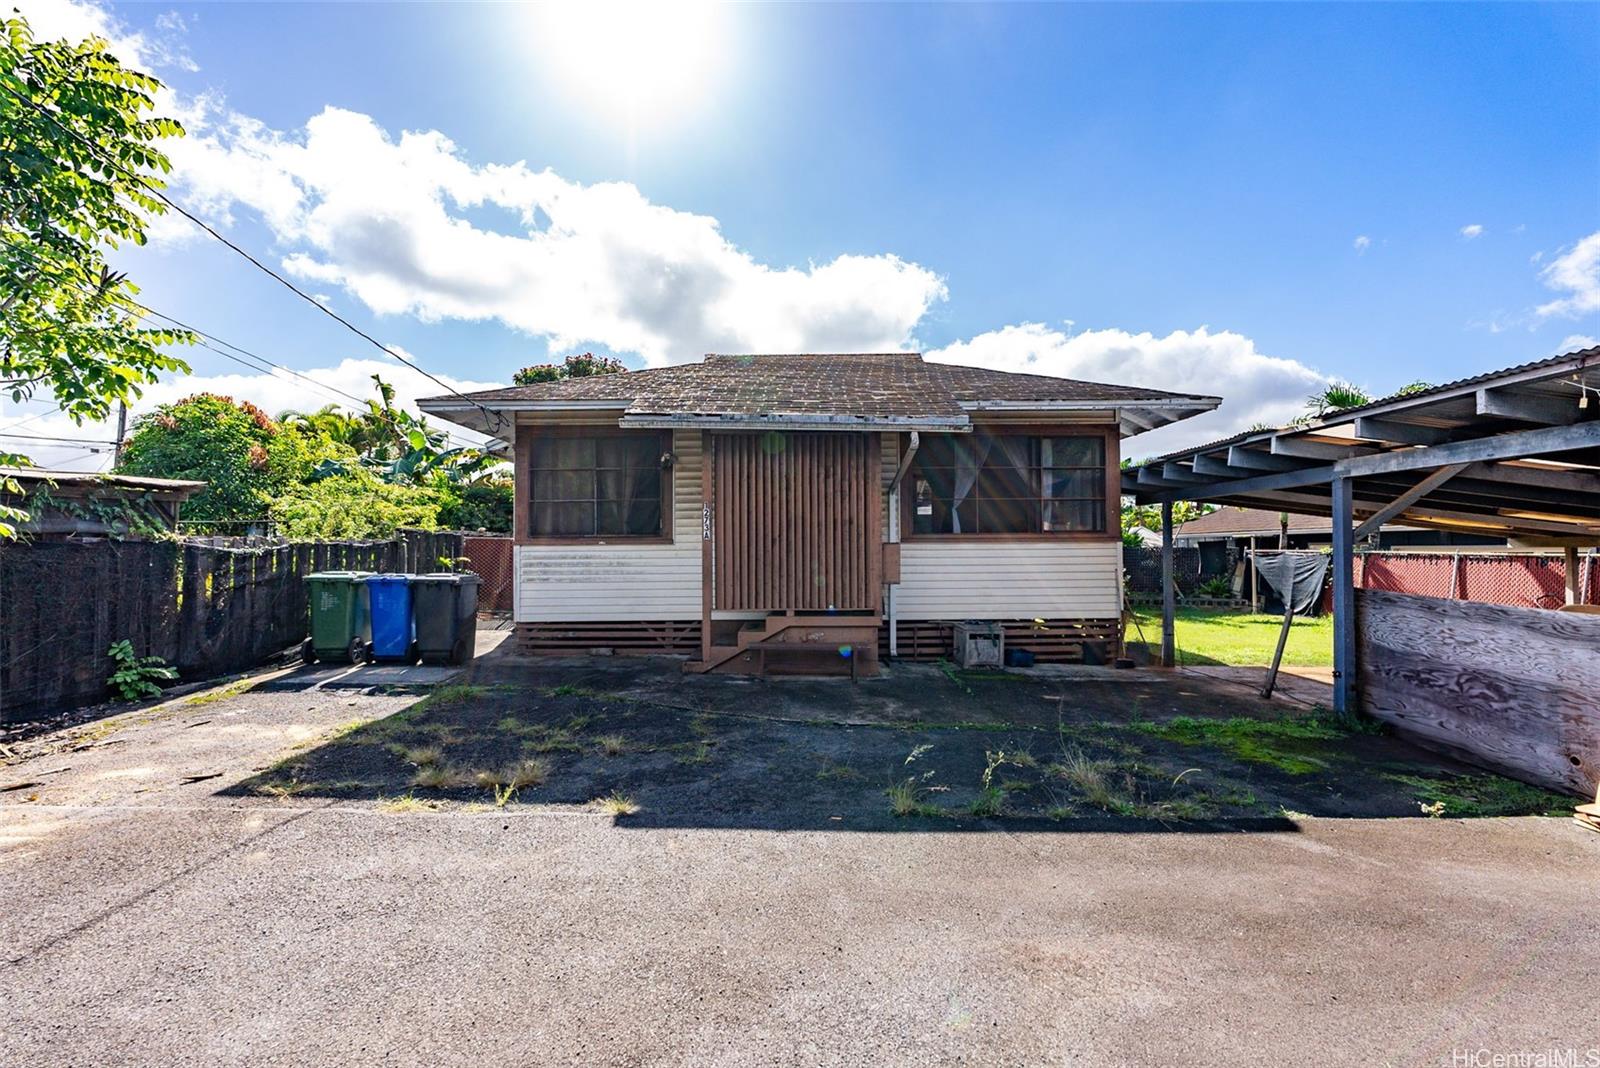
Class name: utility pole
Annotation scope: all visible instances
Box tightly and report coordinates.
[112,401,127,468]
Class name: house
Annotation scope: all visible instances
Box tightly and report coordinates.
[1175,505,1506,576]
[419,353,1217,675]
[0,467,206,538]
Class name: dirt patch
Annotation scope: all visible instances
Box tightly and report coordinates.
[226,659,1572,829]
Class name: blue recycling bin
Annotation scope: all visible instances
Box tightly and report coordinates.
[363,575,418,662]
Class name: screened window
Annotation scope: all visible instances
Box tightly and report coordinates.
[529,433,664,538]
[910,434,1106,535]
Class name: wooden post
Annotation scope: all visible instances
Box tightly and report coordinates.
[700,431,713,663]
[1261,598,1295,699]
[1249,536,1259,611]
[1331,475,1356,715]
[1160,502,1175,668]
[1566,546,1580,606]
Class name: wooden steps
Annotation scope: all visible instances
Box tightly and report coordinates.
[686,614,880,676]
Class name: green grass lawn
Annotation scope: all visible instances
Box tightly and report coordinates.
[1129,607,1333,667]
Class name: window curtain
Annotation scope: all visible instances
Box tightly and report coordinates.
[949,436,991,533]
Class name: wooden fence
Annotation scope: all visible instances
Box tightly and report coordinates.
[1356,589,1600,797]
[0,529,462,724]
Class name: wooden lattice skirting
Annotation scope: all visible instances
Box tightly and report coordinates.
[515,621,702,657]
[879,618,1122,663]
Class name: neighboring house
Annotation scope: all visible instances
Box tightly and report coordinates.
[1126,524,1164,549]
[0,468,205,538]
[1173,505,1508,609]
[1175,505,1506,572]
[420,353,1217,676]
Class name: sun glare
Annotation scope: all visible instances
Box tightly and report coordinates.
[530,2,726,129]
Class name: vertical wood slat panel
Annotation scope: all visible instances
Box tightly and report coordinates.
[713,432,877,612]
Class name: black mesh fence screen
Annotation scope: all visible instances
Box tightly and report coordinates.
[0,529,463,723]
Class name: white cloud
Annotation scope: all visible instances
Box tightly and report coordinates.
[0,358,501,471]
[1459,224,1485,240]
[14,0,195,72]
[1535,231,1600,320]
[1353,235,1371,253]
[925,323,1329,457]
[1557,334,1597,354]
[151,103,948,366]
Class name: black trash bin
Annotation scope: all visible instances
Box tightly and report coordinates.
[411,573,481,666]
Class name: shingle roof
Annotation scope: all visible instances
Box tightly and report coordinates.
[1175,507,1345,538]
[423,353,1217,424]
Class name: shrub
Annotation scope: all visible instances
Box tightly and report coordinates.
[436,479,513,532]
[106,639,177,701]
[270,469,443,539]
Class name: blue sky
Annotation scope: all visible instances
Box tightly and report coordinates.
[9,0,1600,466]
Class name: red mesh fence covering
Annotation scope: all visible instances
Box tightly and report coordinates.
[463,536,513,613]
[1352,552,1600,609]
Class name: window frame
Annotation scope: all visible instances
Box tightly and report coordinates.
[900,427,1120,542]
[516,425,673,545]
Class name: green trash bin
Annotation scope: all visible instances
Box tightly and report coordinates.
[303,571,373,664]
[411,573,481,666]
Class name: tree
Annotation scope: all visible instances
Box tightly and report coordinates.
[0,16,194,426]
[116,394,352,525]
[512,352,626,386]
[269,469,443,540]
[284,376,500,488]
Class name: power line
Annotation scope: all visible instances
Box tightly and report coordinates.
[3,86,507,433]
[1,242,489,451]
[0,403,62,436]
[0,431,120,444]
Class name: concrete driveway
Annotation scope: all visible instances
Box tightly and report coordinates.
[2,639,1597,1067]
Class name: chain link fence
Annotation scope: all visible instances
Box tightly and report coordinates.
[1355,551,1600,609]
[462,534,513,613]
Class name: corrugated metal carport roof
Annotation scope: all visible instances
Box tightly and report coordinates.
[1124,346,1600,544]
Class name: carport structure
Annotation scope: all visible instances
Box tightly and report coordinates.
[1124,347,1600,795]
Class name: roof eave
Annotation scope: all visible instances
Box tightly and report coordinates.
[617,412,973,432]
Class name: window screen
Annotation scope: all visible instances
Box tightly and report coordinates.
[910,434,1105,534]
[529,433,663,538]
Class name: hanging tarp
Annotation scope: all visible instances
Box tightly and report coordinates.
[1254,550,1331,615]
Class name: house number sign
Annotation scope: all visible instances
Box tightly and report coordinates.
[702,504,712,540]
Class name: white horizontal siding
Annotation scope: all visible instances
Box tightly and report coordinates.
[895,540,1123,620]
[515,430,702,622]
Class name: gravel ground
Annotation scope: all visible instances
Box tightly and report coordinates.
[2,636,1597,1066]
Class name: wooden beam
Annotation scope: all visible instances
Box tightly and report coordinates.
[1142,463,1335,503]
[1191,453,1253,478]
[1137,466,1187,486]
[1271,435,1377,461]
[1160,502,1175,668]
[1120,408,1162,432]
[1227,446,1306,472]
[1464,460,1600,496]
[1567,546,1581,606]
[1351,464,1469,540]
[1353,416,1453,446]
[1161,462,1211,483]
[1338,421,1600,479]
[1331,475,1355,715]
[1476,387,1577,426]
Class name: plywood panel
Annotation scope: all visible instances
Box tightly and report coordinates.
[713,432,880,612]
[895,541,1123,619]
[1357,589,1600,797]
